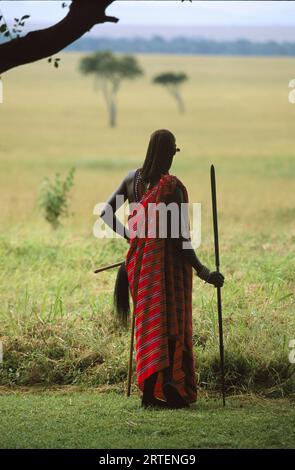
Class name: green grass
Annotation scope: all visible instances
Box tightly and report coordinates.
[0,231,294,395]
[0,389,294,449]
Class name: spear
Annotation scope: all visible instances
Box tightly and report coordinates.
[94,261,123,274]
[210,164,226,406]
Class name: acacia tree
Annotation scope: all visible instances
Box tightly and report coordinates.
[79,51,143,128]
[0,0,119,75]
[153,72,188,113]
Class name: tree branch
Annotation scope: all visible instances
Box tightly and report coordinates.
[0,0,118,75]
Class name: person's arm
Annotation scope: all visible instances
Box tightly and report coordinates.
[167,186,224,287]
[99,174,130,241]
[167,186,208,277]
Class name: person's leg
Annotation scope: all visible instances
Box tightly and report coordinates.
[143,338,176,404]
[141,340,189,409]
[141,372,167,408]
[163,338,175,383]
[163,337,189,408]
[142,372,157,402]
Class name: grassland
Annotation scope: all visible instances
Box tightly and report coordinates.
[0,53,294,400]
[0,389,294,449]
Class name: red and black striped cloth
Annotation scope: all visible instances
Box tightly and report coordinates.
[125,173,197,403]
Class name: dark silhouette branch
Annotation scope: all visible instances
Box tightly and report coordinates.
[0,0,118,75]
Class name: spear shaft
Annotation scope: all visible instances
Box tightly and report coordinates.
[210,164,226,406]
[94,261,124,274]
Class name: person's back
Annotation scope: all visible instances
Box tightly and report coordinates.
[100,129,225,409]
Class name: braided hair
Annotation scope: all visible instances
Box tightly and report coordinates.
[114,129,177,326]
[140,129,176,184]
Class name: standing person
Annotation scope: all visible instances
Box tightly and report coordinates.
[100,129,224,409]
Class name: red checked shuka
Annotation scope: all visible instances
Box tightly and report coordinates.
[125,173,197,404]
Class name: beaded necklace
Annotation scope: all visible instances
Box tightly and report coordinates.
[135,168,164,203]
[135,169,150,202]
[134,169,141,202]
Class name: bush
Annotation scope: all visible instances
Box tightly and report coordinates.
[38,167,75,229]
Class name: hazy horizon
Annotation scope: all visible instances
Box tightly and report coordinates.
[2,1,295,42]
[5,22,295,43]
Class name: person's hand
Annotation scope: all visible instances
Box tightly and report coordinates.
[207,271,225,288]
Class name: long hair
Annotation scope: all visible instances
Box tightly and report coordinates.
[140,129,176,184]
[113,130,176,326]
[114,261,130,327]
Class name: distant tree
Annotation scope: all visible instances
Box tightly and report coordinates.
[79,51,143,128]
[153,72,188,113]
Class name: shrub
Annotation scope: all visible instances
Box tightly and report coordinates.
[38,167,75,229]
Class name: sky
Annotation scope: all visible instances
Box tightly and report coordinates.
[2,1,295,27]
